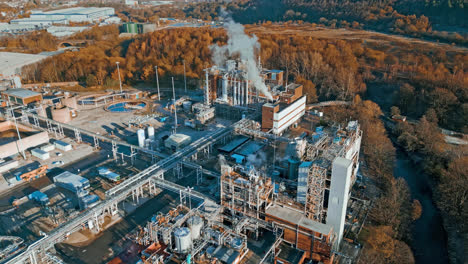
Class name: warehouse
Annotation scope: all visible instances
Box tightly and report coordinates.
[1,88,43,105]
[30,7,115,23]
[9,17,69,26]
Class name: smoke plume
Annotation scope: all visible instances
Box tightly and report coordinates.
[211,12,273,100]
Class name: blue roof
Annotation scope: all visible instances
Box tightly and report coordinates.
[299,161,313,168]
[29,191,48,201]
[269,69,283,73]
[231,154,245,164]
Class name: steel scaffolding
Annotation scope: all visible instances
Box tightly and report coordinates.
[305,164,326,221]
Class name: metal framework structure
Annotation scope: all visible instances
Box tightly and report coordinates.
[304,164,327,221]
[220,167,274,219]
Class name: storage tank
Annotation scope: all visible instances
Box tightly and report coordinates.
[182,101,192,112]
[61,96,78,109]
[187,215,203,240]
[137,129,145,148]
[147,126,155,140]
[174,227,191,253]
[51,106,71,123]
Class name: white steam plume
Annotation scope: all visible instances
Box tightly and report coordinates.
[210,12,273,100]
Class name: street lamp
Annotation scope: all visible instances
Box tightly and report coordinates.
[172,77,177,134]
[183,60,187,94]
[154,65,160,101]
[116,61,122,94]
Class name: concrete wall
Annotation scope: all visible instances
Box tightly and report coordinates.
[0,121,49,159]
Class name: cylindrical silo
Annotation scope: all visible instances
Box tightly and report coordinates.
[174,227,191,253]
[51,106,71,123]
[147,126,155,140]
[182,101,192,112]
[137,129,145,148]
[187,215,203,240]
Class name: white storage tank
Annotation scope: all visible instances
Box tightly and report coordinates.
[137,129,145,148]
[187,215,203,240]
[174,227,191,253]
[147,126,155,140]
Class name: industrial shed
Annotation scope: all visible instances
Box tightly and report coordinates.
[1,88,43,105]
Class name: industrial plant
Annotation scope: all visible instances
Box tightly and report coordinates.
[0,19,369,264]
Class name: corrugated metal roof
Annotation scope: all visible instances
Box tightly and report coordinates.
[39,7,113,15]
[3,88,40,98]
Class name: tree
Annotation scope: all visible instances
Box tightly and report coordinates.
[437,156,468,231]
[391,106,401,116]
[412,200,422,220]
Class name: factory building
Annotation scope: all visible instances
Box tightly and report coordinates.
[261,89,306,135]
[10,17,69,26]
[165,134,191,151]
[219,164,335,263]
[203,60,285,106]
[29,7,115,23]
[53,171,90,197]
[1,88,43,105]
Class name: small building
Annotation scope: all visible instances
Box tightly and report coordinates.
[53,171,90,197]
[40,143,55,152]
[1,88,42,105]
[28,191,50,205]
[80,194,99,209]
[54,140,72,151]
[31,148,50,160]
[165,134,191,151]
[98,167,120,182]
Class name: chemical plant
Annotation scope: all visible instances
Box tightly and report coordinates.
[0,48,370,263]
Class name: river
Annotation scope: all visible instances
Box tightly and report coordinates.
[394,149,449,263]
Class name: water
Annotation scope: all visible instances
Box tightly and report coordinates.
[394,150,449,264]
[107,102,146,113]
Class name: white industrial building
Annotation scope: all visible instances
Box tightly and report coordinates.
[29,7,115,23]
[10,17,69,26]
[262,96,306,135]
[165,134,191,151]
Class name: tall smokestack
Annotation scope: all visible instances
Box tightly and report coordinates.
[222,74,228,102]
[245,80,249,105]
[205,70,210,105]
[233,78,237,105]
